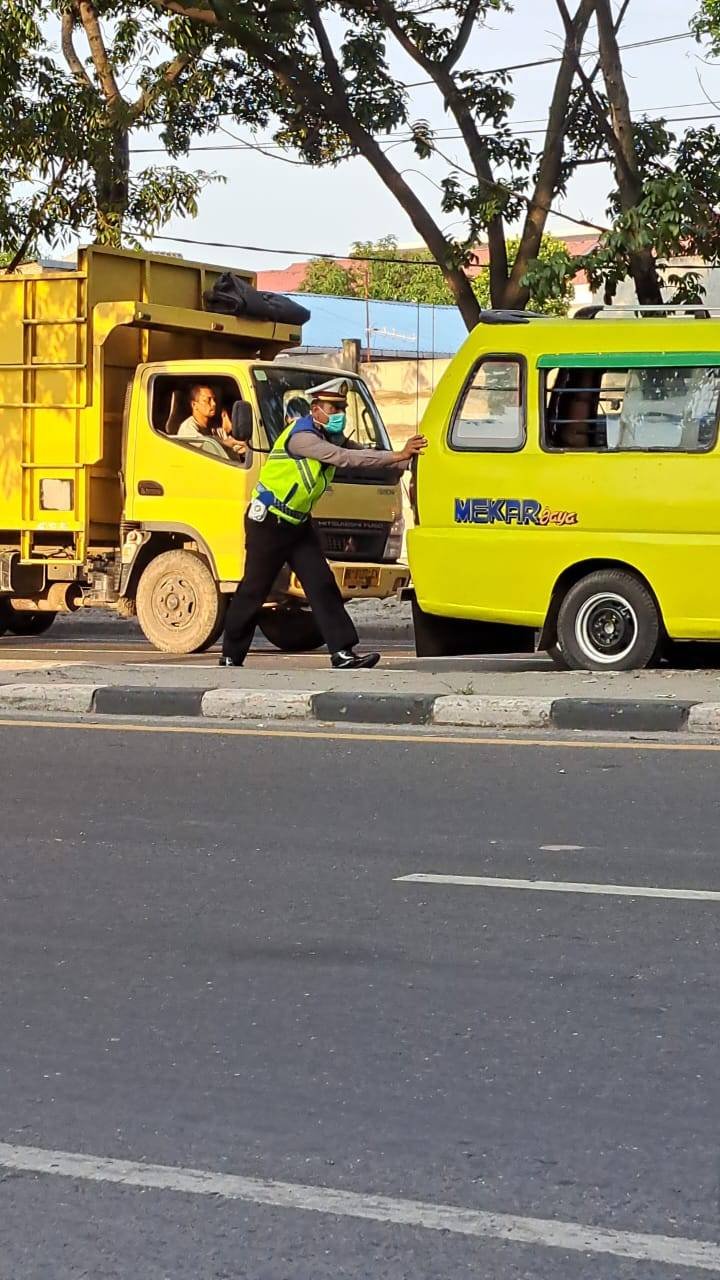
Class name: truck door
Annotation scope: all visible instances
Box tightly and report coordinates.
[126,367,258,582]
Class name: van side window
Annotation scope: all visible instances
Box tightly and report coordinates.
[544,364,720,452]
[450,357,524,451]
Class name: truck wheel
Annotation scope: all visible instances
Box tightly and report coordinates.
[258,608,323,652]
[557,570,659,671]
[136,550,223,654]
[196,597,228,653]
[7,610,57,636]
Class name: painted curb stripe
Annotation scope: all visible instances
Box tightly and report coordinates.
[0,685,715,733]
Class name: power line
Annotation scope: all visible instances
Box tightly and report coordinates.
[400,29,694,88]
[139,230,599,265]
[131,109,720,156]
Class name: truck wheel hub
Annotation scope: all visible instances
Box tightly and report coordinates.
[156,575,195,629]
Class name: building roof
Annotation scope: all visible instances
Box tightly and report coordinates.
[256,233,600,293]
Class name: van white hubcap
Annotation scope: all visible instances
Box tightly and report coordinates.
[575,593,638,664]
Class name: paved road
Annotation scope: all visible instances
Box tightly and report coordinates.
[0,614,413,667]
[1,719,720,1278]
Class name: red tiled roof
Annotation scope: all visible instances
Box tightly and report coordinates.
[255,233,600,294]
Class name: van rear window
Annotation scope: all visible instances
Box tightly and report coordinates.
[450,357,524,451]
[543,363,720,452]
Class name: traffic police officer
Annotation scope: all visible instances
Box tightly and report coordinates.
[220,378,426,669]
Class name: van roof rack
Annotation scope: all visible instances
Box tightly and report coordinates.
[478,309,545,325]
[574,303,715,320]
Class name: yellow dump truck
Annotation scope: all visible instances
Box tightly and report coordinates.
[0,245,409,652]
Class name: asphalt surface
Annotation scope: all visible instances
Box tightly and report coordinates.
[1,719,720,1278]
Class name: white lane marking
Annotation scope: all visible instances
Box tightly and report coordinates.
[395,874,720,902]
[0,1142,719,1272]
[540,844,584,852]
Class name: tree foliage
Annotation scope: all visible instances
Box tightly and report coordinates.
[526,0,720,307]
[134,0,600,328]
[0,0,222,263]
[7,0,720,323]
[299,234,574,314]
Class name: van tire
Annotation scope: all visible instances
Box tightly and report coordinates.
[258,608,323,652]
[547,641,571,670]
[557,570,659,671]
[136,550,223,654]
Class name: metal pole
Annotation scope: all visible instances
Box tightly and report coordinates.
[416,298,421,429]
[364,266,371,363]
[431,305,435,393]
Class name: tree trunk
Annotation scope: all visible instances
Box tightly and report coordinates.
[94,123,129,243]
[593,0,662,305]
[431,78,508,307]
[504,0,595,309]
[336,112,481,329]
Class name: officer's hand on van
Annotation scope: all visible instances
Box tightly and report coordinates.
[399,434,428,460]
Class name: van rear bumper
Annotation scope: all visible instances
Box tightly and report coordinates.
[288,561,410,602]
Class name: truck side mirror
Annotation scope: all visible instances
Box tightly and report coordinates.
[231,400,253,442]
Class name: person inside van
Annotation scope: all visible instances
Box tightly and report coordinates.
[550,369,606,449]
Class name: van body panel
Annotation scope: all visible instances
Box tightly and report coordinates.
[411,315,720,643]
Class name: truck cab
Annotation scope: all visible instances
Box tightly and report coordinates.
[122,357,408,651]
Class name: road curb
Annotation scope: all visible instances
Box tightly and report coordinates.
[0,683,714,733]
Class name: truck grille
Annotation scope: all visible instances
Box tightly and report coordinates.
[316,519,388,562]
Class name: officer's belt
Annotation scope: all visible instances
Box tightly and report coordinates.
[257,487,308,522]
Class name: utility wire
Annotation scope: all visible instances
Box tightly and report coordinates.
[400,29,694,88]
[131,110,720,155]
[138,230,600,265]
[131,103,720,157]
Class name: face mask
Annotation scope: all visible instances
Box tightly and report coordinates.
[324,411,346,435]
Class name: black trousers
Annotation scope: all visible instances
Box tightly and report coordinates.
[222,512,358,663]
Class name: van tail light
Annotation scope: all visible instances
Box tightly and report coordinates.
[383,512,405,562]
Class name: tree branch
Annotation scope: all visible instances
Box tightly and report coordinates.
[77,0,124,107]
[148,0,218,26]
[443,0,482,70]
[60,8,94,91]
[554,0,634,186]
[130,52,192,120]
[506,0,595,305]
[353,0,509,304]
[8,160,72,272]
[590,0,662,303]
[301,0,481,326]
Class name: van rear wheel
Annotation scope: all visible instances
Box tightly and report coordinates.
[136,550,223,654]
[556,570,660,671]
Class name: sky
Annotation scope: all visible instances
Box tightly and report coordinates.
[121,0,719,275]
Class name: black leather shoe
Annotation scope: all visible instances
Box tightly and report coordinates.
[330,649,381,669]
[218,656,242,667]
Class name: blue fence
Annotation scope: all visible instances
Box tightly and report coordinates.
[288,292,467,357]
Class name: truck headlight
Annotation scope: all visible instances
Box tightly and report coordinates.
[383,513,405,562]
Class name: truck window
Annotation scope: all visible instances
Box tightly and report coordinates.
[150,374,249,465]
[252,366,391,450]
[544,364,720,453]
[449,357,524,451]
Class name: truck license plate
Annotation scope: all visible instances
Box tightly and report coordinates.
[344,568,380,590]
